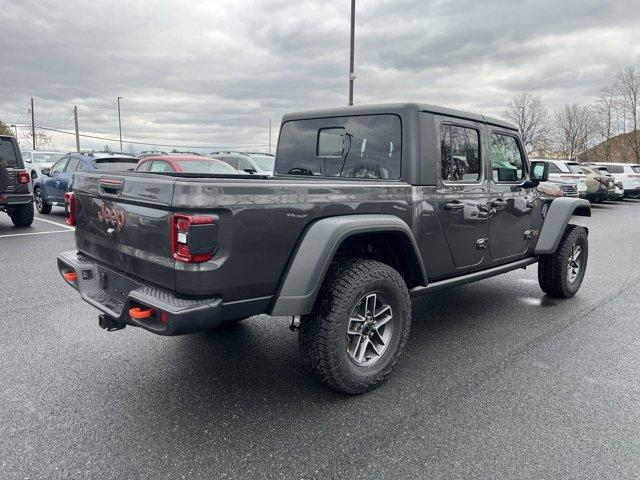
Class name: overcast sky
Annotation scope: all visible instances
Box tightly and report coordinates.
[2,0,640,152]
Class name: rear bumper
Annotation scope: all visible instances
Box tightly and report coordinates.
[0,194,33,207]
[57,250,223,335]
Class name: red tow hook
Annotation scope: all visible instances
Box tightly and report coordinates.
[129,307,155,320]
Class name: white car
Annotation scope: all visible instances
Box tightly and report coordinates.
[529,158,587,198]
[22,150,66,181]
[589,162,640,198]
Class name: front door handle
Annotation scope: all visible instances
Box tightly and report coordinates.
[444,201,465,212]
[491,198,508,208]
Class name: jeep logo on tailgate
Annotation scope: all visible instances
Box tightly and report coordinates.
[98,203,126,231]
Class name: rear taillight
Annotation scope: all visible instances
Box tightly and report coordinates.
[65,192,76,226]
[18,170,30,184]
[171,214,217,263]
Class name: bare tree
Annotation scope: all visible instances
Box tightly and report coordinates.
[554,103,592,160]
[19,128,54,150]
[616,67,640,162]
[505,93,550,154]
[592,82,618,161]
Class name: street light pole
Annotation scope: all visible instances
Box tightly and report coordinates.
[348,0,356,106]
[30,97,36,150]
[117,96,123,151]
[10,124,17,138]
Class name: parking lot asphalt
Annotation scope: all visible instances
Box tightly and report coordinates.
[2,201,640,479]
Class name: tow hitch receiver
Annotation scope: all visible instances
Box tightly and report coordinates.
[98,313,126,332]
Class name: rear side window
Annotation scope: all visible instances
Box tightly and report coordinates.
[566,163,583,174]
[632,166,640,174]
[217,157,239,169]
[440,124,481,182]
[0,140,19,167]
[490,133,525,182]
[276,114,401,179]
[149,160,171,173]
[603,164,624,174]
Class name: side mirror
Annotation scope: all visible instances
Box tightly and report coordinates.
[243,168,257,174]
[41,168,51,176]
[526,161,549,188]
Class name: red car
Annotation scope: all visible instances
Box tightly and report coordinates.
[135,155,241,174]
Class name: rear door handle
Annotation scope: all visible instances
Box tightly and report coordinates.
[444,201,465,212]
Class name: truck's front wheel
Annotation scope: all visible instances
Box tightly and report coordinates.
[299,259,411,394]
[538,225,588,298]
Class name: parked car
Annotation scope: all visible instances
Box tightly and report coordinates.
[210,152,275,175]
[530,159,587,198]
[135,155,241,175]
[22,150,66,181]
[588,162,640,198]
[0,135,34,227]
[537,178,578,198]
[578,164,614,203]
[33,151,138,214]
[589,165,624,200]
[58,103,591,394]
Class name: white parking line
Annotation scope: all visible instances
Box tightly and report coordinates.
[34,217,75,230]
[0,230,73,239]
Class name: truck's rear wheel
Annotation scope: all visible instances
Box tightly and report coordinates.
[538,225,588,298]
[9,204,35,227]
[298,259,411,394]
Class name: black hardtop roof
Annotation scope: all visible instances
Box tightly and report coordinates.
[282,103,517,131]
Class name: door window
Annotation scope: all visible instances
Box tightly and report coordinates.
[440,124,481,183]
[149,161,171,173]
[66,157,81,172]
[547,163,562,174]
[238,157,254,171]
[51,157,69,174]
[490,133,525,182]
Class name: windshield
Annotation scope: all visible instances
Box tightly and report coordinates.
[250,156,275,172]
[32,152,65,163]
[178,159,239,174]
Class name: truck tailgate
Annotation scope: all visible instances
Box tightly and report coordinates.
[73,172,176,291]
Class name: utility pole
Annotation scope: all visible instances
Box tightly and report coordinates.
[268,118,272,155]
[73,106,80,152]
[30,97,36,150]
[10,124,17,138]
[117,96,123,151]
[348,0,356,106]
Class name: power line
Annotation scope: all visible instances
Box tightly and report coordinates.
[13,124,270,149]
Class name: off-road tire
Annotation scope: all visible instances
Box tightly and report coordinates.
[538,225,588,298]
[9,204,35,227]
[34,187,51,214]
[298,259,411,394]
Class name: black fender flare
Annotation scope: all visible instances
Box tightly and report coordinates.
[269,214,427,316]
[535,197,591,255]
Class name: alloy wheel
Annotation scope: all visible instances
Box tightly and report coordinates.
[566,244,582,283]
[347,292,394,366]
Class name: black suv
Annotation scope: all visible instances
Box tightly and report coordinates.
[58,103,591,394]
[0,135,34,227]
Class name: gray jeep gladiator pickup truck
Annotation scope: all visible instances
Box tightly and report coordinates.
[58,103,590,394]
[0,135,34,227]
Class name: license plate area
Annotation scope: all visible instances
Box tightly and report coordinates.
[84,265,141,317]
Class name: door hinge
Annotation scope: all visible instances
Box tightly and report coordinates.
[476,238,488,250]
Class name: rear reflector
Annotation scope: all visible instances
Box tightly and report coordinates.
[129,307,155,319]
[63,271,77,282]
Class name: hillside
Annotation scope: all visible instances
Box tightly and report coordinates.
[578,130,640,163]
